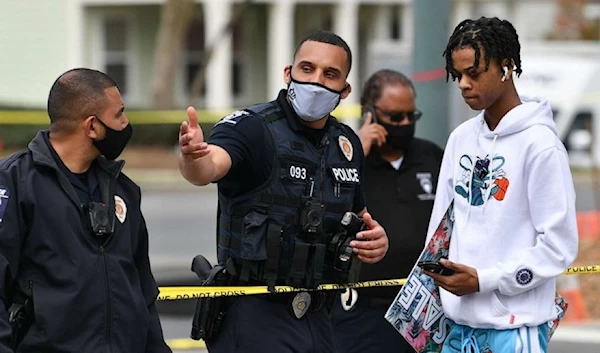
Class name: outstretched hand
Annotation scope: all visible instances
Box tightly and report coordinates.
[179,106,209,162]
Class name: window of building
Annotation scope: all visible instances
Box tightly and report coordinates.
[231,18,244,96]
[391,5,401,40]
[185,16,246,98]
[103,18,130,95]
[185,18,206,96]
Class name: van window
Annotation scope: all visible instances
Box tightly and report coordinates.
[563,112,593,152]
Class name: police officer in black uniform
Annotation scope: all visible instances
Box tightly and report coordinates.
[330,69,443,353]
[178,31,389,353]
[0,68,171,353]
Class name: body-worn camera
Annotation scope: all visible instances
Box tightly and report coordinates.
[300,200,324,237]
[87,202,111,236]
[329,212,367,283]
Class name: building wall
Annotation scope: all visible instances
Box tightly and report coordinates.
[0,0,596,110]
[83,5,162,109]
[0,0,73,108]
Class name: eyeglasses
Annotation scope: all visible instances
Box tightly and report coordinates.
[373,106,423,123]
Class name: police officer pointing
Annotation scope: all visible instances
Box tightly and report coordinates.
[0,68,171,352]
[178,30,389,353]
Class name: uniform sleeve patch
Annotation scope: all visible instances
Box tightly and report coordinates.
[516,268,533,286]
[0,186,10,225]
[114,195,128,223]
[215,110,250,126]
[338,135,354,161]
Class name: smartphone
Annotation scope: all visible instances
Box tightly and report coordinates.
[367,106,378,124]
[417,260,455,276]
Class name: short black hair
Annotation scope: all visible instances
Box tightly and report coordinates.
[360,69,416,108]
[443,17,522,82]
[293,30,353,75]
[47,68,117,132]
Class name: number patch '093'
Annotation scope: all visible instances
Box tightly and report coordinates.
[289,165,307,180]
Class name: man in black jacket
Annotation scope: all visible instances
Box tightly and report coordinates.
[330,69,443,353]
[0,68,171,353]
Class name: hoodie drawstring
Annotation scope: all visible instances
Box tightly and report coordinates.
[460,326,481,353]
[465,121,483,225]
[483,133,498,213]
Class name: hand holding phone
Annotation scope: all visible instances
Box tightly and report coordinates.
[417,260,455,276]
[358,107,387,156]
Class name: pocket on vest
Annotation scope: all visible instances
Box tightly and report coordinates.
[240,211,269,261]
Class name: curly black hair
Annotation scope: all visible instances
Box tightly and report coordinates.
[360,69,415,109]
[442,17,522,82]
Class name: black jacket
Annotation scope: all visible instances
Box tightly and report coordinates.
[358,138,443,301]
[0,131,171,353]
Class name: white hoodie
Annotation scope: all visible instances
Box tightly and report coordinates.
[426,95,578,329]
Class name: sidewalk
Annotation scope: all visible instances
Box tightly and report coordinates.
[552,321,600,343]
[123,168,207,191]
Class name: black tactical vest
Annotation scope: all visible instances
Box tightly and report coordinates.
[217,102,361,289]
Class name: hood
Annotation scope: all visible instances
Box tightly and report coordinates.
[474,95,558,138]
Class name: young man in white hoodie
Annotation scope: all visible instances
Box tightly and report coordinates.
[422,17,579,353]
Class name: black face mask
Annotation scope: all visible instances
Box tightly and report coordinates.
[381,122,415,152]
[92,118,133,160]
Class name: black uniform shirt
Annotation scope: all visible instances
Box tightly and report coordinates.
[208,89,366,213]
[358,138,443,301]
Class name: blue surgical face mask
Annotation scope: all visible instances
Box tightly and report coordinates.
[287,76,345,122]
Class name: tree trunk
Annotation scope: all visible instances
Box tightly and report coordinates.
[547,0,588,40]
[151,0,195,110]
[187,0,251,103]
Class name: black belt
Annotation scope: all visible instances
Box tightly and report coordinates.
[355,294,393,308]
[256,291,337,316]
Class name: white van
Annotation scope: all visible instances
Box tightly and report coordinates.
[514,42,600,168]
[365,41,600,167]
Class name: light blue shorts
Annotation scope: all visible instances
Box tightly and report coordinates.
[441,323,549,353]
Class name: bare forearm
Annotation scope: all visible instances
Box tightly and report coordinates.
[178,155,217,186]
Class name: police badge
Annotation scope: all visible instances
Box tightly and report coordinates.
[338,135,353,161]
[291,292,311,319]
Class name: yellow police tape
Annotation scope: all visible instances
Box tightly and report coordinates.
[165,338,207,351]
[157,264,600,301]
[564,264,600,275]
[0,104,362,125]
[157,279,405,301]
[159,265,600,351]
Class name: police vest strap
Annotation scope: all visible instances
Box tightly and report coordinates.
[288,242,311,288]
[245,102,281,123]
[257,193,302,208]
[312,244,326,288]
[263,223,282,291]
[265,111,283,123]
[257,192,351,214]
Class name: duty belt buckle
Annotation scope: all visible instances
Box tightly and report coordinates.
[291,292,311,319]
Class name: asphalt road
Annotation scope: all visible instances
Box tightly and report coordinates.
[156,313,600,353]
[141,178,600,352]
[144,187,218,287]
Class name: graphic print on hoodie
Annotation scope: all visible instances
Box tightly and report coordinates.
[455,154,510,206]
[425,95,578,330]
